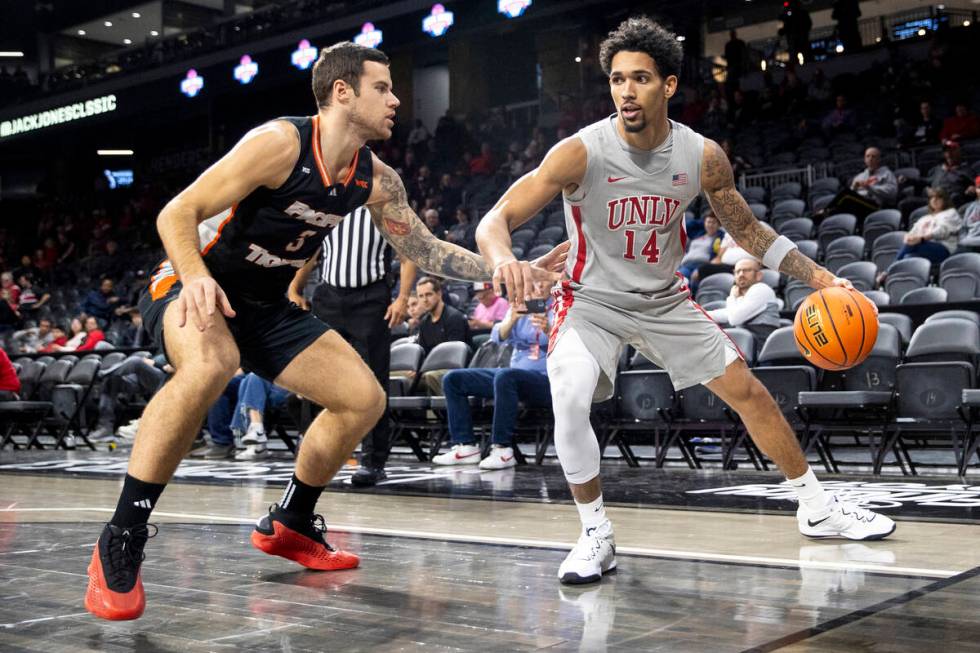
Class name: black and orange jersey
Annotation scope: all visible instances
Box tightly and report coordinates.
[149,115,373,303]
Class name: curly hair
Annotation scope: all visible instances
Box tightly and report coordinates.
[599,16,683,80]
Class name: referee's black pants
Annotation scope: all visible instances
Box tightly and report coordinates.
[312,280,392,469]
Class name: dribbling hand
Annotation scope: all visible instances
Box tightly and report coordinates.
[176,275,236,331]
[830,274,878,315]
[492,260,561,311]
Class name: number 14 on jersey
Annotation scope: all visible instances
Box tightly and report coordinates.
[623,229,660,263]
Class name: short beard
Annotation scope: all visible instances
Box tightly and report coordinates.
[622,114,646,133]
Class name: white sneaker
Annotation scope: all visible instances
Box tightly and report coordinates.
[117,419,140,440]
[431,443,481,466]
[558,520,616,585]
[235,430,268,460]
[479,445,517,470]
[798,494,896,541]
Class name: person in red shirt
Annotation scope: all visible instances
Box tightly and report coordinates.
[468,142,495,176]
[1,272,20,308]
[939,102,980,142]
[0,348,21,400]
[39,327,68,353]
[75,316,107,351]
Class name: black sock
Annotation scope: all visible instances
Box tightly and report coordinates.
[110,474,166,528]
[279,474,325,516]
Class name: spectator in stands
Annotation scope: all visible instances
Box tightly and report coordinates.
[56,317,86,351]
[691,232,754,290]
[89,354,171,442]
[895,187,962,264]
[822,95,857,136]
[723,30,747,98]
[407,119,430,157]
[423,208,447,240]
[90,240,126,281]
[446,207,477,251]
[850,147,898,207]
[75,316,106,351]
[0,272,20,308]
[468,142,495,177]
[903,100,942,146]
[939,102,980,143]
[468,282,509,330]
[194,371,245,459]
[706,259,781,354]
[930,141,975,207]
[679,214,724,280]
[12,317,54,353]
[81,278,120,324]
[12,255,40,284]
[14,274,50,317]
[112,309,148,348]
[229,373,291,461]
[433,281,553,470]
[39,326,67,353]
[416,276,469,394]
[0,347,19,401]
[405,293,424,336]
[959,178,980,247]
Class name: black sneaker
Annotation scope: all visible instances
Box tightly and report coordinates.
[84,522,157,620]
[350,466,387,488]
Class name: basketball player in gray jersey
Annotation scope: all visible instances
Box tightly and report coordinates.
[477,17,894,585]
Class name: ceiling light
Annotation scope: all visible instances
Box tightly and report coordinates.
[676,35,686,42]
[78,29,87,35]
[760,60,766,71]
[0,51,24,57]
[132,12,141,18]
[835,44,844,53]
[917,28,926,35]
[123,38,132,45]
[105,20,113,27]
[574,56,581,62]
[97,149,134,156]
[150,30,159,36]
[965,20,972,26]
[875,36,882,42]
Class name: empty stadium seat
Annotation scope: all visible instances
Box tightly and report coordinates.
[837,261,877,291]
[900,286,947,305]
[748,203,768,221]
[906,318,980,365]
[772,199,806,219]
[695,273,734,305]
[741,186,766,204]
[939,253,980,301]
[784,280,813,311]
[823,236,865,274]
[863,289,891,308]
[777,217,813,241]
[809,177,840,197]
[871,231,907,273]
[862,209,901,248]
[796,239,818,261]
[878,312,911,347]
[810,194,835,213]
[723,327,756,365]
[817,214,857,253]
[772,182,802,201]
[757,327,809,366]
[925,310,980,326]
[883,257,930,304]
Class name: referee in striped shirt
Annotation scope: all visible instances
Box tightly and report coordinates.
[290,206,417,487]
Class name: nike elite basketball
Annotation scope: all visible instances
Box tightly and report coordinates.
[793,287,878,371]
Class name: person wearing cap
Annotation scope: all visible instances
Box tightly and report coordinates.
[958,177,980,247]
[468,282,509,330]
[928,140,974,207]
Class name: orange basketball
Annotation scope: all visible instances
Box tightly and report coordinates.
[793,286,878,371]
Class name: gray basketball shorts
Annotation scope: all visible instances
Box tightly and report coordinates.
[548,285,742,401]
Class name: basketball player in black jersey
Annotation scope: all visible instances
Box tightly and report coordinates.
[85,42,564,621]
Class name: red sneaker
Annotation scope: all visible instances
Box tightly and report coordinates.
[251,504,359,571]
[84,523,156,620]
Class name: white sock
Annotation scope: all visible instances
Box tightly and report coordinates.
[788,467,830,514]
[575,495,608,532]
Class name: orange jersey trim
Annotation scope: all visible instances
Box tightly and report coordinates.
[201,204,238,256]
[312,115,361,188]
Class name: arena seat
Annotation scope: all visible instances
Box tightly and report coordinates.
[760,269,781,290]
[925,310,980,326]
[526,244,554,259]
[784,280,813,311]
[878,312,911,347]
[809,177,840,197]
[939,253,980,301]
[0,358,72,450]
[723,327,756,366]
[871,231,907,273]
[772,199,806,220]
[796,239,818,261]
[535,225,565,244]
[908,205,930,227]
[748,203,768,221]
[837,261,877,291]
[771,182,802,201]
[776,217,813,241]
[900,286,947,305]
[883,257,931,304]
[810,194,835,213]
[388,342,425,397]
[817,214,857,253]
[863,289,891,308]
[610,370,677,468]
[695,273,734,305]
[862,209,901,248]
[823,235,865,274]
[50,357,102,449]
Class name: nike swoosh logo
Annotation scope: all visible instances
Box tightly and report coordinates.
[454,452,479,460]
[500,455,514,462]
[807,516,831,527]
[607,176,628,183]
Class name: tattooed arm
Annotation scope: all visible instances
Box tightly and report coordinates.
[367,156,491,281]
[701,138,839,289]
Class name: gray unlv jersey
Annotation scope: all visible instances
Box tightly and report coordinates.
[562,116,704,312]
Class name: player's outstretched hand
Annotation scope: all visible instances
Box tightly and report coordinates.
[176,275,236,331]
[531,241,570,274]
[492,259,561,311]
[831,274,879,315]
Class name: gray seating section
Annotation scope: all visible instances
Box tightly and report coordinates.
[900,286,947,305]
[878,313,912,347]
[796,240,818,261]
[862,209,901,247]
[906,318,980,364]
[883,256,931,304]
[837,261,877,291]
[817,214,857,253]
[925,310,980,326]
[871,231,907,273]
[863,289,891,308]
[823,235,865,274]
[939,253,980,301]
[772,198,806,218]
[777,217,814,241]
[757,327,809,366]
[723,327,756,366]
[695,273,734,305]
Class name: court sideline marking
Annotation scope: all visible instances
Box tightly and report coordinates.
[0,506,960,578]
[740,564,980,652]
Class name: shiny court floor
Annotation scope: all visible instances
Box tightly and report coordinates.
[1,468,979,652]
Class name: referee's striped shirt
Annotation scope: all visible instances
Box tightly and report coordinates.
[319,206,389,288]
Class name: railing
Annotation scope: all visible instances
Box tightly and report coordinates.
[739,164,815,191]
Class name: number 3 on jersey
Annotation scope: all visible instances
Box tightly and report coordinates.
[622,229,660,263]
